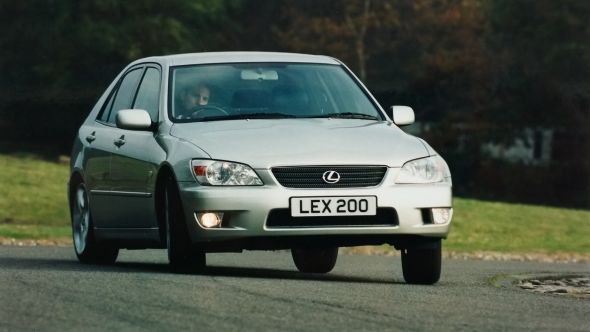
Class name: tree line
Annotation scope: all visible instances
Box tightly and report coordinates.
[0,0,588,207]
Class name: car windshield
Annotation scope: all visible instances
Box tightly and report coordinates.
[169,63,383,122]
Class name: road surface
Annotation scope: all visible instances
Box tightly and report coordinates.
[0,246,588,331]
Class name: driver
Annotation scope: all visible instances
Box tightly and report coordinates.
[178,83,210,118]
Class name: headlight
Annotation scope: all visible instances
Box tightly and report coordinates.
[191,160,263,186]
[395,155,451,184]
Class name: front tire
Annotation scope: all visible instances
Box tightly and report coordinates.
[163,178,206,273]
[401,240,442,284]
[71,182,118,264]
[291,247,338,273]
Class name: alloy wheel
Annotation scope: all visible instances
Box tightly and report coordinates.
[73,184,90,254]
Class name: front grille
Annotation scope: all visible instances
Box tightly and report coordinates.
[266,208,398,228]
[271,166,387,188]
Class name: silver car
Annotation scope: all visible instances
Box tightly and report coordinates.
[69,52,452,284]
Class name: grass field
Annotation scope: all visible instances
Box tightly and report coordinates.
[1,153,589,253]
[0,154,69,227]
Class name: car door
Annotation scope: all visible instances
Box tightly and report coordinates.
[88,66,144,228]
[110,66,165,229]
[80,114,117,229]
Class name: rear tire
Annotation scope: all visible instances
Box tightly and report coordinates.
[401,240,441,284]
[291,247,338,273]
[71,182,118,264]
[163,178,206,273]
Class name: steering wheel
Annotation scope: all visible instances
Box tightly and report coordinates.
[190,105,229,118]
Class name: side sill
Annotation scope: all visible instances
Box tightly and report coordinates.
[91,190,152,198]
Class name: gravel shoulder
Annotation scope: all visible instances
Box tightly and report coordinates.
[2,237,589,263]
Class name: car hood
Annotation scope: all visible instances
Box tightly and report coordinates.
[170,119,428,169]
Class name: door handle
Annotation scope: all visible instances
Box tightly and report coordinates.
[85,132,96,143]
[114,135,126,147]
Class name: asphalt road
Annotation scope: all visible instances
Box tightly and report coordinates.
[0,246,588,332]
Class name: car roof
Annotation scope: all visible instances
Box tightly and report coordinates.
[131,52,341,67]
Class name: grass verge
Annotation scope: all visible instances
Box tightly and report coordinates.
[0,153,69,226]
[447,198,590,253]
[0,225,70,240]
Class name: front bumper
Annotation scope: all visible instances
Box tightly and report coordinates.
[177,168,452,249]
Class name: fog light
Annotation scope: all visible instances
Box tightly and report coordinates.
[431,208,452,224]
[196,212,223,228]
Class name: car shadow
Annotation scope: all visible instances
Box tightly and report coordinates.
[104,260,403,284]
[198,265,402,284]
[1,256,403,285]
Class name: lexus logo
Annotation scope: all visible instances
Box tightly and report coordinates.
[322,170,341,184]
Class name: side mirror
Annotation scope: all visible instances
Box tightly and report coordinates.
[390,105,415,126]
[116,109,153,130]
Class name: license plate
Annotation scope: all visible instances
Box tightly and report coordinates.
[290,196,377,217]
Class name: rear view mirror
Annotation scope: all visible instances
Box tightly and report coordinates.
[116,109,152,130]
[390,105,415,126]
[241,69,278,80]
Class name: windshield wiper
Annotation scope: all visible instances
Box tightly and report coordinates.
[306,112,380,120]
[196,112,297,122]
